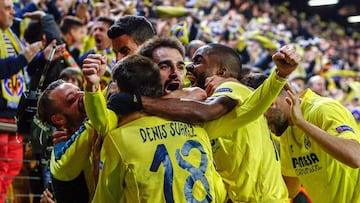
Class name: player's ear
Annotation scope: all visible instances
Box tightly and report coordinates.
[51,114,66,127]
[217,67,227,76]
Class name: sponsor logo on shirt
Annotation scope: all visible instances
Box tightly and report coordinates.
[336,125,354,133]
[292,153,322,176]
[214,88,233,93]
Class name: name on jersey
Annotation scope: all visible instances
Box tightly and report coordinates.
[139,122,196,143]
[292,153,322,176]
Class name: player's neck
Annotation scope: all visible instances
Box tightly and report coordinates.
[118,111,149,126]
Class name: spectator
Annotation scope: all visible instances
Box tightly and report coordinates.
[0,0,64,200]
[107,15,156,61]
[307,75,327,96]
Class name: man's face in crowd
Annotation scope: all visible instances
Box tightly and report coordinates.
[112,34,138,61]
[0,0,15,30]
[50,83,86,131]
[70,26,87,46]
[152,47,186,94]
[186,46,219,89]
[92,21,112,51]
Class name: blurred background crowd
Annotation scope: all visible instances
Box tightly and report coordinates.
[4,0,360,202]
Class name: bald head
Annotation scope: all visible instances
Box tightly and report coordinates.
[308,75,327,96]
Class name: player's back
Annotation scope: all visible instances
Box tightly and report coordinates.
[96,116,226,203]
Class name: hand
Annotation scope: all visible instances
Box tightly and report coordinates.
[82,54,107,92]
[52,128,71,145]
[272,45,301,78]
[107,92,143,116]
[40,188,54,203]
[23,41,43,62]
[43,40,66,61]
[285,83,305,126]
[23,10,46,21]
[205,75,238,96]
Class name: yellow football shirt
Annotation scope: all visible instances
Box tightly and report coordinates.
[92,116,227,203]
[281,89,360,202]
[203,81,289,202]
[84,89,118,136]
[50,121,96,200]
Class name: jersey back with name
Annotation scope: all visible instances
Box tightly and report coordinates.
[98,116,226,203]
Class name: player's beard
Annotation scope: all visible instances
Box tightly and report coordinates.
[274,119,289,137]
[268,108,289,136]
[195,72,206,90]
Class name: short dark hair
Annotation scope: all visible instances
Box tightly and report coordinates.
[107,15,156,45]
[24,21,43,44]
[241,73,268,89]
[204,43,242,78]
[112,55,163,97]
[138,36,185,60]
[95,16,115,27]
[60,15,84,34]
[37,80,66,126]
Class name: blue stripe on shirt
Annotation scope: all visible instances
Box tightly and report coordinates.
[54,124,86,161]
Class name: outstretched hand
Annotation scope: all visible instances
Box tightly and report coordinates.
[23,41,43,62]
[23,10,46,21]
[272,45,301,78]
[43,40,66,61]
[82,54,107,92]
[40,188,54,203]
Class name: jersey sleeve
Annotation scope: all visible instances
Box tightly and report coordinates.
[233,70,287,124]
[84,88,118,137]
[50,122,93,181]
[310,99,360,143]
[205,71,287,139]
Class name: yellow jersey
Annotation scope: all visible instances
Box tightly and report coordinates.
[92,116,227,203]
[281,89,360,202]
[204,81,289,202]
[50,121,96,200]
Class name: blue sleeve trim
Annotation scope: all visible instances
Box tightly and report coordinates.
[54,124,87,161]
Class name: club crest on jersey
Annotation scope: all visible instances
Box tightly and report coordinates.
[304,136,311,150]
[336,125,354,133]
[214,88,233,93]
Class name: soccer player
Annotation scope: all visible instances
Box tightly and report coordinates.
[265,84,360,202]
[84,39,299,202]
[83,54,227,203]
[135,43,300,202]
[37,80,97,203]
